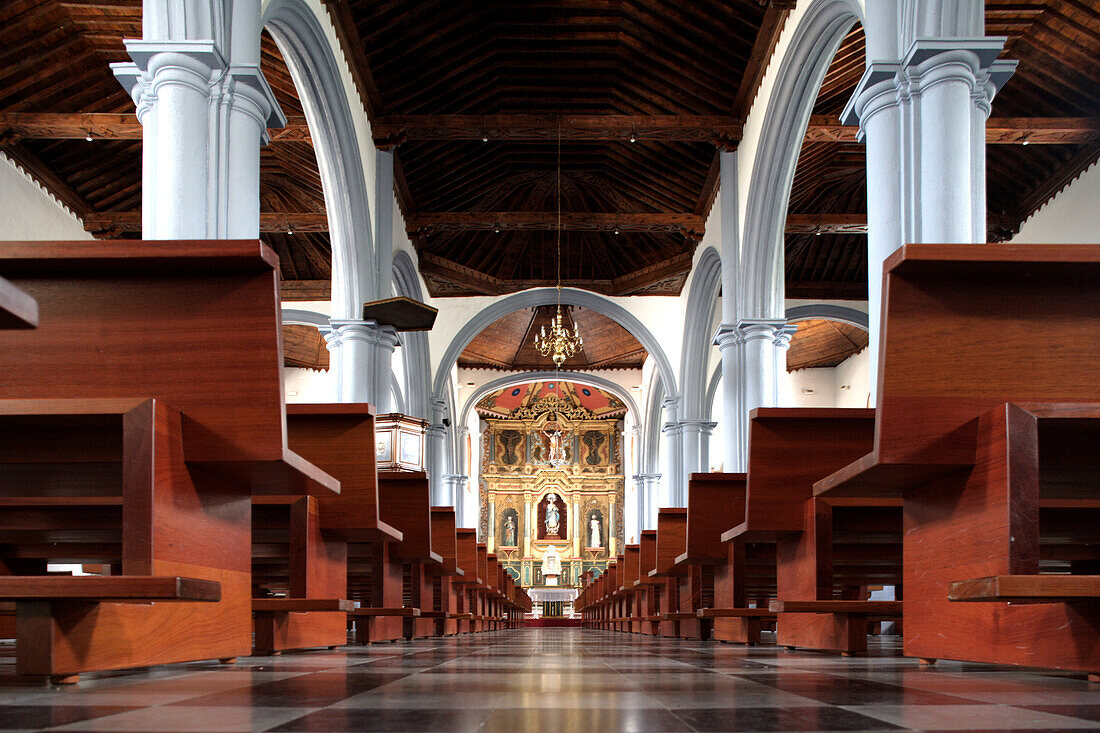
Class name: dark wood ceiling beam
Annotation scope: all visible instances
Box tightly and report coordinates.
[785,213,867,235]
[730,0,797,120]
[82,211,329,236]
[321,0,386,120]
[371,115,743,146]
[280,279,331,302]
[0,112,311,143]
[804,115,1100,144]
[405,212,705,238]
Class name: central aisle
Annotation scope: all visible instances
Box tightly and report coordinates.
[1,630,1098,731]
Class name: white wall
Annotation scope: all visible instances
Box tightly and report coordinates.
[1011,162,1100,244]
[0,154,91,241]
[779,347,871,409]
[284,367,335,402]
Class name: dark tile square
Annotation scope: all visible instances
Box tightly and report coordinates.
[0,704,138,729]
[483,707,692,733]
[672,706,905,731]
[269,707,491,732]
[1021,704,1100,723]
[167,671,410,707]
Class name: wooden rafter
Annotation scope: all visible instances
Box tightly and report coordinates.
[405,212,706,238]
[1,142,95,217]
[370,114,744,147]
[785,213,868,235]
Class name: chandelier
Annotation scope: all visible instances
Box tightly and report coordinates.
[535,305,583,367]
[533,123,583,367]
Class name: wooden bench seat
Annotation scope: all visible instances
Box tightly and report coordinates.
[0,576,221,602]
[697,607,775,618]
[949,575,1100,603]
[770,600,902,617]
[348,606,420,617]
[252,598,354,613]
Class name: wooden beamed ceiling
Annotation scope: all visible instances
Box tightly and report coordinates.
[1,1,1098,304]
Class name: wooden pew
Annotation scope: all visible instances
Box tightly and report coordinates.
[662,473,747,639]
[649,508,687,637]
[715,409,884,652]
[486,553,502,630]
[0,240,338,683]
[454,528,481,633]
[475,542,490,631]
[429,507,466,636]
[634,529,660,634]
[815,242,1100,675]
[251,495,351,654]
[621,544,641,632]
[377,471,442,639]
[280,404,407,646]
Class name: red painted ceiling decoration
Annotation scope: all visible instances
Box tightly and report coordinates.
[476,381,626,420]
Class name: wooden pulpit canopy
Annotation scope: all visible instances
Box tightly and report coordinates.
[0,240,337,496]
[0,275,37,329]
[361,296,437,331]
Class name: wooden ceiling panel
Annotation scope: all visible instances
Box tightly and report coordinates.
[786,318,869,371]
[458,305,646,371]
[282,324,330,370]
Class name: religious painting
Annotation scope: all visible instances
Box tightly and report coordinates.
[495,429,524,465]
[579,430,609,466]
[499,507,519,548]
[537,491,568,540]
[399,431,421,465]
[530,428,573,464]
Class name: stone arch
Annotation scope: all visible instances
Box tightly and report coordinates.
[433,288,678,406]
[679,247,722,421]
[740,0,865,321]
[785,304,869,330]
[705,362,722,423]
[262,0,375,320]
[392,250,431,419]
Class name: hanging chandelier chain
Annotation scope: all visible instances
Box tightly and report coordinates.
[533,117,583,368]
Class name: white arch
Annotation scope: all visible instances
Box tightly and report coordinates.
[281,308,329,327]
[432,288,679,404]
[785,304,869,330]
[457,372,641,430]
[392,250,431,419]
[679,247,722,420]
[741,0,864,320]
[262,0,375,320]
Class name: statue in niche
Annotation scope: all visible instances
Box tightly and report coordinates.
[544,492,560,535]
[502,512,517,547]
[588,511,602,548]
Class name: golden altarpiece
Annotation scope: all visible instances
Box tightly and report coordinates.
[477,381,624,588]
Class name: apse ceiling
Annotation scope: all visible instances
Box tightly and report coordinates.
[786,318,868,371]
[1,1,1097,304]
[476,381,627,420]
[458,305,646,371]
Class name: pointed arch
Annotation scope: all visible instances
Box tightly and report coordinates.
[679,247,722,421]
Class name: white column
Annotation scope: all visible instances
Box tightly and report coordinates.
[633,474,661,530]
[487,494,496,553]
[524,495,533,557]
[426,398,448,505]
[322,320,399,408]
[714,327,743,471]
[680,419,718,481]
[844,35,1014,401]
[715,149,744,471]
[114,40,283,239]
[660,397,684,507]
[442,474,462,510]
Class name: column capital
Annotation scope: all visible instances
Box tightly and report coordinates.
[322,319,400,351]
[678,419,717,437]
[730,319,797,346]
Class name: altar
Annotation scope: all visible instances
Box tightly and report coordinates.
[477,381,625,589]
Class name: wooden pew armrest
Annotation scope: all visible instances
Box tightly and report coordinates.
[949,575,1100,603]
[349,607,420,617]
[0,576,220,602]
[252,598,354,613]
[769,600,902,617]
[696,608,776,618]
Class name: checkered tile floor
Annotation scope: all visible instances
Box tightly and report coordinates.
[1,631,1098,731]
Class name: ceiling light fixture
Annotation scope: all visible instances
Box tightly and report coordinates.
[534,123,583,368]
